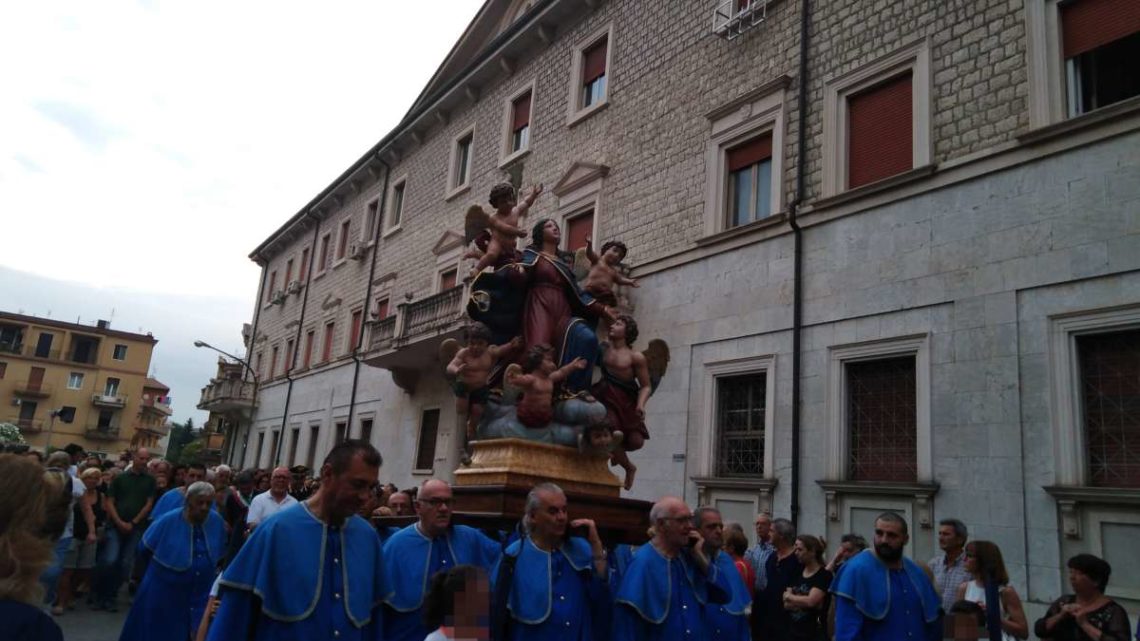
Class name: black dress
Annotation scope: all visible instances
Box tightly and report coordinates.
[789,567,834,641]
[1034,595,1132,641]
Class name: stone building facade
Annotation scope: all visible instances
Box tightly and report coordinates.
[230,0,1140,622]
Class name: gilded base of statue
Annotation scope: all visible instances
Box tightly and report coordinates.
[453,438,622,497]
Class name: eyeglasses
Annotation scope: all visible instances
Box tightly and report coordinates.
[418,497,454,508]
[661,515,693,525]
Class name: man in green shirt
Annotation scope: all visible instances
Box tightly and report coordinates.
[94,447,156,611]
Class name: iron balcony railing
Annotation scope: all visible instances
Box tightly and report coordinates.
[92,393,127,408]
[4,416,44,433]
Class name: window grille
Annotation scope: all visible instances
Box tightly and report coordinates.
[847,356,917,482]
[1078,330,1140,487]
[712,0,767,40]
[715,373,766,477]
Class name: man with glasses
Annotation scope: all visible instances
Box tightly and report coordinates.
[695,507,751,641]
[613,496,732,640]
[245,467,298,529]
[743,513,774,594]
[382,479,502,641]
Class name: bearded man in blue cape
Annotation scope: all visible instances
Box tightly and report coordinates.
[613,496,732,641]
[693,507,751,641]
[382,479,502,641]
[118,481,226,641]
[831,512,942,641]
[490,483,611,641]
[207,441,387,641]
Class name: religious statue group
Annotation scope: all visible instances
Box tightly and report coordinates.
[441,182,669,489]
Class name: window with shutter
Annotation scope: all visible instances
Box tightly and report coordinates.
[582,38,608,108]
[566,212,594,252]
[725,134,773,227]
[1061,0,1140,115]
[847,72,913,189]
[511,92,531,152]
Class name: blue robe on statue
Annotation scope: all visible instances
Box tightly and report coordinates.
[612,543,732,641]
[381,523,502,641]
[206,503,386,641]
[831,550,942,641]
[492,536,610,641]
[704,551,751,641]
[118,509,226,641]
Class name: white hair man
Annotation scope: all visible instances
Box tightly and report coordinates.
[613,496,732,640]
[491,483,609,640]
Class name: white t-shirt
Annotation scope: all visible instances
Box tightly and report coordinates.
[246,491,298,526]
[63,473,86,539]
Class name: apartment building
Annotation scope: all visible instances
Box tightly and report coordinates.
[233,0,1140,618]
[0,311,171,454]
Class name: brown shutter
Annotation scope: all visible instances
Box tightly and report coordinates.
[440,269,458,291]
[512,92,531,131]
[567,212,594,251]
[350,310,363,350]
[847,72,913,189]
[726,134,773,172]
[583,39,608,83]
[1062,0,1140,58]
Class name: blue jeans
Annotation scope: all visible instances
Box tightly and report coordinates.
[40,535,72,605]
[95,526,143,605]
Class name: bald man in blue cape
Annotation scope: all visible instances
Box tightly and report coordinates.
[207,441,387,641]
[613,497,732,641]
[831,513,942,641]
[381,480,501,641]
[693,508,751,641]
[119,482,226,641]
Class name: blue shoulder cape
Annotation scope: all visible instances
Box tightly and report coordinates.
[500,536,595,624]
[614,543,717,624]
[142,508,226,572]
[830,550,940,622]
[382,524,502,612]
[712,551,752,616]
[219,503,384,626]
[152,488,220,520]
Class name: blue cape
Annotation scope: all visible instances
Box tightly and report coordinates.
[500,536,595,624]
[831,550,940,622]
[382,524,502,612]
[219,503,385,626]
[614,543,718,624]
[141,508,226,572]
[712,551,752,616]
[152,488,220,520]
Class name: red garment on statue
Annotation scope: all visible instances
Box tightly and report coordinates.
[522,256,579,360]
[591,370,648,448]
[516,400,554,428]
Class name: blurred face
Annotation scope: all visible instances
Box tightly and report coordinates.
[657,502,694,550]
[873,519,908,563]
[451,575,491,640]
[542,220,561,245]
[416,482,454,536]
[256,475,270,492]
[938,524,964,553]
[793,539,814,565]
[215,469,232,487]
[185,466,205,486]
[964,544,978,575]
[291,473,305,488]
[755,515,771,542]
[132,449,150,472]
[609,319,627,341]
[82,475,100,490]
[529,490,568,541]
[101,472,111,485]
[270,469,290,495]
[602,246,625,265]
[388,492,412,516]
[320,454,380,525]
[237,478,254,495]
[186,494,212,524]
[839,540,859,561]
[1068,567,1100,595]
[467,339,489,357]
[698,511,724,550]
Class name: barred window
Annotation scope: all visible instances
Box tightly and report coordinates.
[1078,330,1140,487]
[847,356,917,482]
[715,373,766,477]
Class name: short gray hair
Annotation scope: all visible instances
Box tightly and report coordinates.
[215,464,232,476]
[939,518,967,541]
[186,481,216,501]
[692,506,720,528]
[772,517,796,542]
[525,482,564,517]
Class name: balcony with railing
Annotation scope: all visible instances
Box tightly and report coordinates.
[0,341,23,356]
[14,381,53,398]
[92,393,127,408]
[197,378,256,414]
[363,285,467,393]
[141,396,173,416]
[4,416,43,434]
[85,425,121,441]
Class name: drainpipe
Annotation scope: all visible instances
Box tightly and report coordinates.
[346,156,391,432]
[239,263,271,467]
[788,0,811,528]
[274,212,322,465]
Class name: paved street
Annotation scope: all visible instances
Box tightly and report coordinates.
[55,599,128,641]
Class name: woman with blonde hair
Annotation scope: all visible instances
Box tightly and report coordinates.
[0,454,65,640]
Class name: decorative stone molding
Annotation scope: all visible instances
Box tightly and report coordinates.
[691,476,779,517]
[320,294,342,311]
[1043,486,1140,540]
[816,480,940,529]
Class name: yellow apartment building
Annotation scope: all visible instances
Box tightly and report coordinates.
[0,311,171,455]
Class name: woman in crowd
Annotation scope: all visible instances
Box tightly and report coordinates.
[0,454,66,641]
[1035,553,1132,641]
[723,525,755,591]
[54,466,106,614]
[783,534,832,641]
[423,565,491,641]
[954,540,1029,640]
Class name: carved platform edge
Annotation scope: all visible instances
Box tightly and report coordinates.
[454,438,621,498]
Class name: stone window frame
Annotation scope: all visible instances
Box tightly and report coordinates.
[314,231,333,280]
[820,39,932,197]
[566,22,614,128]
[432,232,465,294]
[413,406,442,475]
[355,410,376,441]
[361,196,381,247]
[552,165,606,254]
[383,175,407,238]
[67,371,84,390]
[332,216,352,269]
[703,78,788,239]
[500,78,537,168]
[445,123,476,201]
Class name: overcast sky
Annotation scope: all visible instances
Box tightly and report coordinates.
[0,0,483,425]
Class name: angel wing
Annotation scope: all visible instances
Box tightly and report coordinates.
[642,339,670,394]
[572,247,592,281]
[439,338,461,379]
[464,205,491,246]
[501,363,524,405]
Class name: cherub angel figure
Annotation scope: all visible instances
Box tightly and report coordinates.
[442,323,522,443]
[464,182,544,280]
[590,314,669,490]
[505,344,589,429]
[580,235,638,308]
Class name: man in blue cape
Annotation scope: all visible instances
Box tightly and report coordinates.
[119,481,226,641]
[491,483,610,641]
[831,511,942,641]
[207,440,387,641]
[150,461,209,520]
[693,507,751,641]
[382,479,502,641]
[613,496,732,641]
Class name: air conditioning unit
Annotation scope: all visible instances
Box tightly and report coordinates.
[348,242,366,260]
[10,398,20,407]
[286,280,303,295]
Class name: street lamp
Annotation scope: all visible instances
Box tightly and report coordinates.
[194,340,259,466]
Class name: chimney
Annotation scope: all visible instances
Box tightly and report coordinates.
[97,319,111,330]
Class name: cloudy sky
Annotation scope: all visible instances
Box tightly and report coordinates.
[0,0,482,424]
